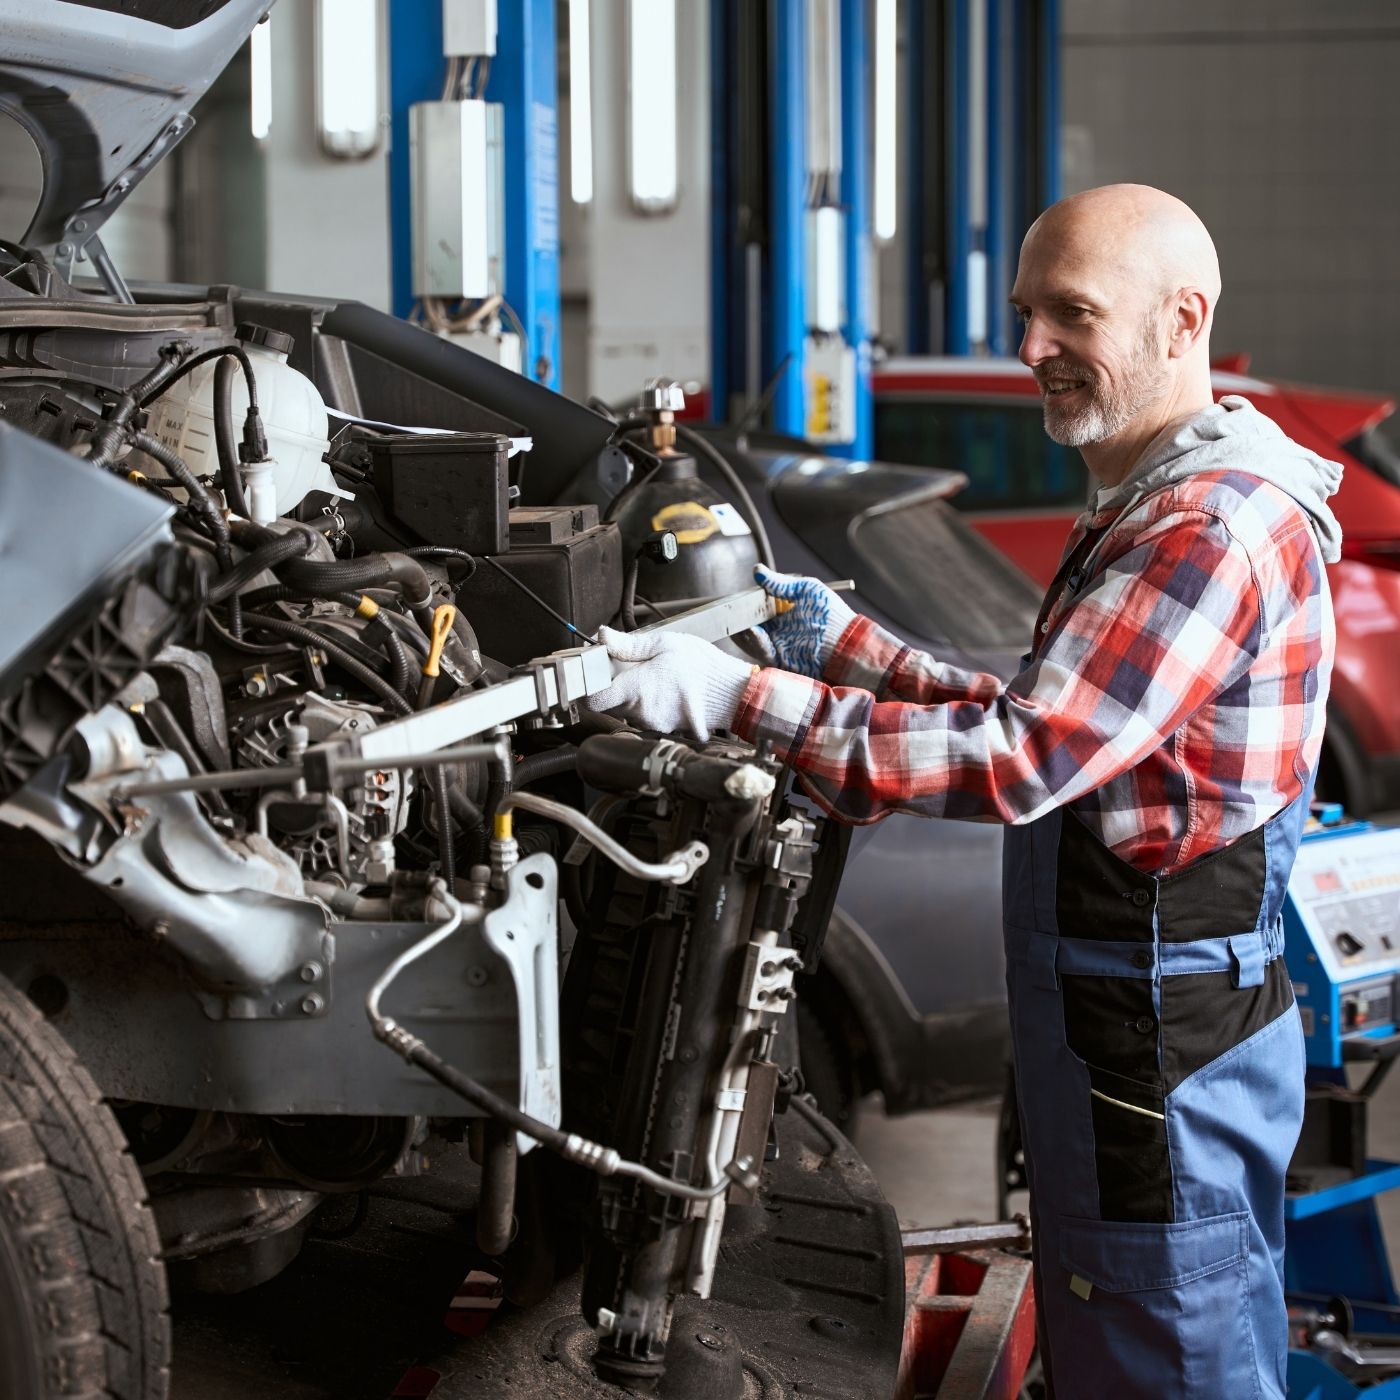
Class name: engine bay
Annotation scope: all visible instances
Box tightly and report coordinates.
[0,273,899,1395]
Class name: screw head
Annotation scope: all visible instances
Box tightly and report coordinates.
[465,965,488,987]
[300,994,324,1015]
[299,962,322,983]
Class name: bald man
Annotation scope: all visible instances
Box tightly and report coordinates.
[592,184,1340,1397]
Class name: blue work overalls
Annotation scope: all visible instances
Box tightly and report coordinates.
[1000,503,1313,1400]
[1004,782,1308,1398]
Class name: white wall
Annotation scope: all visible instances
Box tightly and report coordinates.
[262,0,392,310]
[581,0,711,406]
[1062,0,1400,395]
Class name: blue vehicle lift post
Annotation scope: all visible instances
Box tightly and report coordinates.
[766,0,807,437]
[903,0,1058,357]
[387,0,561,389]
[830,0,874,459]
[484,0,561,390]
[387,0,443,321]
[714,0,875,447]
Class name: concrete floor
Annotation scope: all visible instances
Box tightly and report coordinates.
[858,1066,1400,1280]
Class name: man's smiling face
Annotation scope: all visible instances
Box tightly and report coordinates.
[1010,238,1169,449]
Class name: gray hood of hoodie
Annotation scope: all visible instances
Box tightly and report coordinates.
[1084,394,1344,563]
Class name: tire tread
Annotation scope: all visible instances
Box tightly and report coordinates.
[0,976,169,1400]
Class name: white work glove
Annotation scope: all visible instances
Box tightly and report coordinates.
[588,626,756,742]
[749,564,857,678]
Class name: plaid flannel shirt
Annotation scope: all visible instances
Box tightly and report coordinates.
[731,470,1335,874]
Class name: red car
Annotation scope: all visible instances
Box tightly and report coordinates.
[873,356,1400,816]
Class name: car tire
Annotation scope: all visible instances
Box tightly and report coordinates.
[796,999,861,1139]
[0,973,170,1400]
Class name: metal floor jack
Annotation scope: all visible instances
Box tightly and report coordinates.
[1282,805,1400,1398]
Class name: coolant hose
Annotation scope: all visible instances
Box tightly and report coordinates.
[208,529,317,603]
[280,553,434,612]
[512,746,579,788]
[476,1122,518,1257]
[244,613,413,715]
[213,355,250,519]
[366,615,414,697]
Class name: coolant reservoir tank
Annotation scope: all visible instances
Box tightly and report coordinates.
[609,451,759,603]
[146,322,340,515]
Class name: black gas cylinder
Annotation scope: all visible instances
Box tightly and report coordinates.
[609,452,759,604]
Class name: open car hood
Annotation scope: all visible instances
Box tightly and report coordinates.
[0,0,267,277]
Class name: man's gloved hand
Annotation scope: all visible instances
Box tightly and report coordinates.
[588,626,756,742]
[750,564,856,678]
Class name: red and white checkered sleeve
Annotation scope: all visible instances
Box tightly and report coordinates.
[730,511,1263,825]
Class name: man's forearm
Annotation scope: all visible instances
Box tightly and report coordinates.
[821,614,1005,706]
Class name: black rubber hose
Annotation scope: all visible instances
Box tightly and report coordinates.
[235,583,435,671]
[138,344,259,411]
[243,614,412,715]
[674,424,775,567]
[620,557,640,631]
[280,553,433,611]
[431,764,456,884]
[403,545,478,580]
[208,530,317,603]
[476,1121,518,1257]
[393,1036,571,1156]
[366,616,414,696]
[213,355,250,519]
[128,432,228,552]
[512,746,578,788]
[447,784,486,840]
[236,590,407,685]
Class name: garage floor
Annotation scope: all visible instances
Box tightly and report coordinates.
[858,1072,1400,1282]
[169,1073,1400,1398]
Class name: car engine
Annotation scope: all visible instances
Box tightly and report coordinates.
[0,269,898,1396]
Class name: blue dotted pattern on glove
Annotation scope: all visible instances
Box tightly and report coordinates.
[756,566,837,678]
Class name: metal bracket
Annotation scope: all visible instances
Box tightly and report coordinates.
[739,941,800,1012]
[481,853,562,1153]
[53,114,195,288]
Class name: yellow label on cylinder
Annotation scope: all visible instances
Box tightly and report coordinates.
[651,501,718,545]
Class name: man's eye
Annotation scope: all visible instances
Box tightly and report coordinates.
[1015,307,1031,324]
[1062,306,1088,320]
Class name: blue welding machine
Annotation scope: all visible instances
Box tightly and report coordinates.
[1282,807,1400,1398]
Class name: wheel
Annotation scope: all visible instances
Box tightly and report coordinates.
[0,973,169,1400]
[796,998,861,1138]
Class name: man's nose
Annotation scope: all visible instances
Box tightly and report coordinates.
[1018,316,1058,368]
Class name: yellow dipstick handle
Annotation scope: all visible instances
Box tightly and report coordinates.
[422,605,457,679]
[773,598,794,615]
[493,810,513,842]
[354,594,379,619]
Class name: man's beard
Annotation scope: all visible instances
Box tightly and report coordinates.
[1037,320,1168,447]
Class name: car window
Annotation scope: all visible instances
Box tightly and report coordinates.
[874,397,1090,512]
[1344,422,1400,490]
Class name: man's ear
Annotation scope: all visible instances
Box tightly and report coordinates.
[1166,288,1210,359]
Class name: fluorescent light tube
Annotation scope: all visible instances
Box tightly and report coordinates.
[316,0,384,160]
[627,0,678,214]
[874,0,897,241]
[250,18,271,142]
[569,0,593,204]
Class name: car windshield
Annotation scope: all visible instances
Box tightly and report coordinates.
[1344,419,1400,490]
[847,491,1042,651]
[874,397,1090,512]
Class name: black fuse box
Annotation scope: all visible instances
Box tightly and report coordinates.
[463,506,623,665]
[367,431,511,554]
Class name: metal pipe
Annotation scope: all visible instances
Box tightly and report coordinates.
[495,791,708,885]
[366,884,756,1203]
[117,741,509,798]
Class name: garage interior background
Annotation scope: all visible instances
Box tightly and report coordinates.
[0,0,1390,409]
